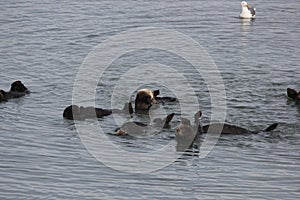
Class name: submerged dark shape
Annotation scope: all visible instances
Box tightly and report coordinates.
[287,88,300,100]
[115,112,175,136]
[134,88,177,112]
[0,81,30,102]
[63,102,133,120]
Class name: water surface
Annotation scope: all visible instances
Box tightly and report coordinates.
[1,0,299,199]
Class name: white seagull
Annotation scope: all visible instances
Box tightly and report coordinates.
[239,1,256,19]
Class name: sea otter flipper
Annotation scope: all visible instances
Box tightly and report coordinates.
[156,96,177,102]
[164,113,175,125]
[152,113,175,128]
[264,123,278,132]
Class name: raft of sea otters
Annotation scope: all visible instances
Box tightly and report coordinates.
[3,80,300,151]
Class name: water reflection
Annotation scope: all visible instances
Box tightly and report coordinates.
[240,18,254,34]
[295,101,300,117]
[240,18,255,48]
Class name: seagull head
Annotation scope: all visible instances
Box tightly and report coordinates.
[241,1,248,7]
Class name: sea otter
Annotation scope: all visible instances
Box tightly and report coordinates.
[287,88,300,100]
[0,81,30,101]
[63,102,133,120]
[175,111,278,151]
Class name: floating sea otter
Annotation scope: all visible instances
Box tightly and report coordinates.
[0,81,30,102]
[176,111,278,151]
[63,102,133,120]
[115,112,175,137]
[287,88,300,101]
[134,88,177,112]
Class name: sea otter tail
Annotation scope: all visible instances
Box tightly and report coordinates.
[264,123,278,132]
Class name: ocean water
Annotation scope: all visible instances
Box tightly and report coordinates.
[0,0,299,199]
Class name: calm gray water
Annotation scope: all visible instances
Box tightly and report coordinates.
[1,0,300,199]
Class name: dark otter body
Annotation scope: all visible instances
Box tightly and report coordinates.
[0,81,30,102]
[287,88,300,100]
[202,123,278,135]
[63,102,133,120]
[115,113,175,136]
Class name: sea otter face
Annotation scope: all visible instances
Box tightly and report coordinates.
[10,81,30,94]
[134,89,159,110]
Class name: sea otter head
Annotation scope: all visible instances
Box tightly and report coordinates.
[134,89,159,110]
[10,81,30,94]
[63,105,82,120]
[287,88,299,100]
